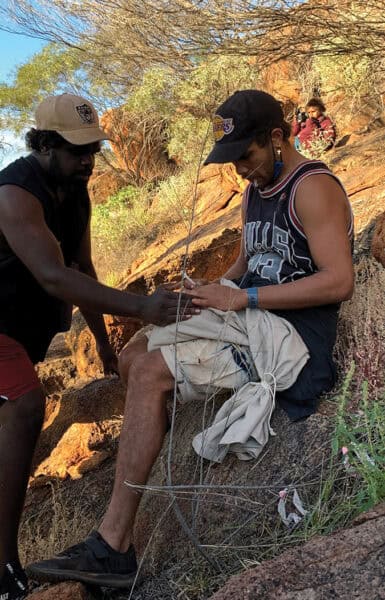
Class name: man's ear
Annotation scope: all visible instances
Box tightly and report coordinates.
[38,132,51,154]
[271,128,284,145]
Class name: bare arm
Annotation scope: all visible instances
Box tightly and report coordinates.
[0,185,197,325]
[257,175,353,308]
[189,175,354,311]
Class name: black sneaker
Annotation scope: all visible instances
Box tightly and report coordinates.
[25,531,138,589]
[0,562,28,600]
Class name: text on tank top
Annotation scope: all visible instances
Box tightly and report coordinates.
[243,160,353,286]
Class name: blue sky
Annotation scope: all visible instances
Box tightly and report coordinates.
[0,30,45,83]
[0,29,45,167]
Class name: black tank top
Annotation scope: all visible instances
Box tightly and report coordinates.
[236,161,353,420]
[0,155,90,363]
[242,160,353,286]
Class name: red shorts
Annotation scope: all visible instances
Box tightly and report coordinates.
[0,334,41,401]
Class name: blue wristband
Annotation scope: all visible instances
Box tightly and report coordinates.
[247,287,259,309]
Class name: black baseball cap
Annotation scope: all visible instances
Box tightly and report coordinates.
[204,90,285,165]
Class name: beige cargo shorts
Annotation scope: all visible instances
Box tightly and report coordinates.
[158,338,250,403]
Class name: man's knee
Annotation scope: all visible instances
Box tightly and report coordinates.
[128,351,174,393]
[2,388,45,434]
[118,335,148,382]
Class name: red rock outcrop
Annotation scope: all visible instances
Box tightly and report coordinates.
[121,162,246,288]
[88,167,128,205]
[30,378,125,484]
[66,311,141,379]
[260,60,301,107]
[100,107,175,184]
[210,503,385,600]
[371,212,385,266]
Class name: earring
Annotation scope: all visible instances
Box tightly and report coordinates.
[273,146,284,181]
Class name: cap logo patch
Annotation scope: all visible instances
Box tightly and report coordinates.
[76,103,95,124]
[213,115,234,141]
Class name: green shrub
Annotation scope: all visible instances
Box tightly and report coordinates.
[154,165,196,232]
[333,370,385,511]
[168,114,211,168]
[91,184,153,281]
[91,166,198,281]
[313,54,380,109]
[124,67,176,119]
[92,185,150,245]
[296,363,385,545]
[168,55,260,166]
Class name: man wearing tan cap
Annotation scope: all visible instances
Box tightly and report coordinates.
[0,93,197,599]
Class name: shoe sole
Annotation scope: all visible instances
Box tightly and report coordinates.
[25,565,140,589]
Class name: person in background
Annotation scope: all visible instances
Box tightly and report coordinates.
[0,93,196,600]
[292,97,336,152]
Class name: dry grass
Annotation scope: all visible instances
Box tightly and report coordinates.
[91,166,196,283]
[20,476,108,566]
[335,256,385,408]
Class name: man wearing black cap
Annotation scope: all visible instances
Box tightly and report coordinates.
[28,90,354,590]
[0,93,197,599]
[185,89,353,418]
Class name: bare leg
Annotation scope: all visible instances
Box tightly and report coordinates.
[0,388,45,575]
[117,333,149,383]
[99,348,174,552]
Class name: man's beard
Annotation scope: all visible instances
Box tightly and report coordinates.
[48,153,89,197]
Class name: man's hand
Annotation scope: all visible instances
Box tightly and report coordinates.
[141,284,200,326]
[187,283,248,312]
[182,276,209,290]
[96,342,119,376]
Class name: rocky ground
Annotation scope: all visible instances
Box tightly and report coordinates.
[21,128,385,598]
[211,504,385,600]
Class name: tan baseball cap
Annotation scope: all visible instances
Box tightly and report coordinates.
[35,93,110,145]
